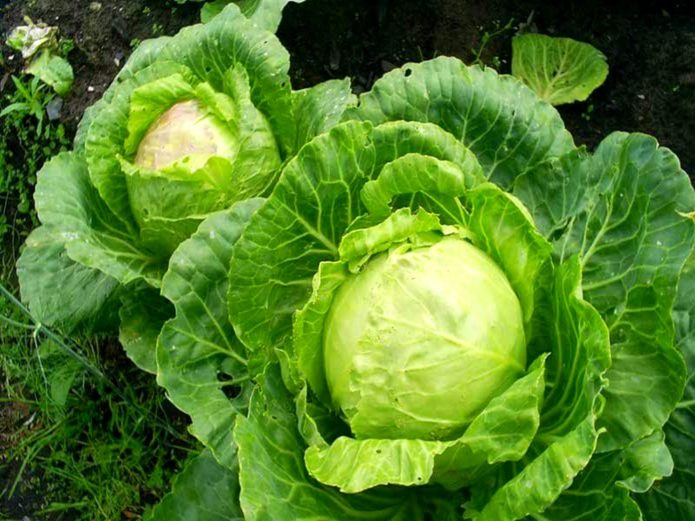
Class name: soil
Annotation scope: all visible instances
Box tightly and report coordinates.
[1,0,695,518]
[1,0,200,124]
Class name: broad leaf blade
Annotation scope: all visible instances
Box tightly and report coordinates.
[229,122,374,355]
[515,132,695,451]
[17,226,120,332]
[467,258,610,520]
[538,431,672,520]
[32,152,163,286]
[157,199,263,468]
[468,413,600,521]
[511,33,608,105]
[119,286,174,374]
[202,0,306,32]
[147,450,243,521]
[637,253,695,519]
[347,56,575,188]
[292,78,357,150]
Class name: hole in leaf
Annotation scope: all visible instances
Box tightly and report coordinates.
[404,68,413,77]
[217,371,242,399]
[549,220,570,242]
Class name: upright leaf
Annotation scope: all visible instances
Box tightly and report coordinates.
[347,56,574,188]
[229,122,374,354]
[234,364,450,520]
[515,132,695,451]
[147,451,243,521]
[158,199,263,468]
[511,34,608,105]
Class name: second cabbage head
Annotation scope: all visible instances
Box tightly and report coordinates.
[17,3,355,336]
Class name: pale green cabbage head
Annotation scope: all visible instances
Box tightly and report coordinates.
[133,99,238,172]
[324,236,526,440]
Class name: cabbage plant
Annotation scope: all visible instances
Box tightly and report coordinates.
[16,4,355,355]
[149,57,694,520]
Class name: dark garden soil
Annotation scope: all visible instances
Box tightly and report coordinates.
[1,0,694,518]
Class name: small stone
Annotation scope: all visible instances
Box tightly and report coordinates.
[46,97,63,120]
[87,85,95,92]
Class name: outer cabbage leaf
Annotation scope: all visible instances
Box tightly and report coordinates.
[119,286,174,374]
[531,430,672,521]
[346,56,575,188]
[637,253,695,519]
[146,450,243,521]
[511,33,608,105]
[36,152,163,282]
[360,153,480,224]
[291,78,357,151]
[201,0,306,32]
[464,258,610,520]
[16,226,120,332]
[465,183,552,332]
[157,199,263,468]
[15,151,162,332]
[229,122,375,356]
[234,364,462,520]
[514,132,695,451]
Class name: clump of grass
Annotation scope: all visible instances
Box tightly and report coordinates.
[1,284,196,520]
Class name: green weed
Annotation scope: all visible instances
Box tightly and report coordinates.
[0,74,70,266]
[0,284,196,520]
[470,18,515,69]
